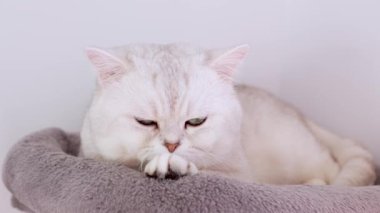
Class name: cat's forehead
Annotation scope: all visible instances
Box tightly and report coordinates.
[115,44,211,118]
[131,45,204,106]
[113,44,202,75]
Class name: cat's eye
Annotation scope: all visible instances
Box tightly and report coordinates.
[135,118,158,128]
[185,117,207,128]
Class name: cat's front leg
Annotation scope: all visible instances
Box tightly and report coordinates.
[144,153,198,178]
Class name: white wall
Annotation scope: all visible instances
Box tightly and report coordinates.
[1,0,379,211]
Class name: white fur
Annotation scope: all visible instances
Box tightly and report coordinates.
[81,43,376,185]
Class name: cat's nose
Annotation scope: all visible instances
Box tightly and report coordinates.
[164,141,179,153]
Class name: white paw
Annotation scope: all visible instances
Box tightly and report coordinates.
[144,154,198,178]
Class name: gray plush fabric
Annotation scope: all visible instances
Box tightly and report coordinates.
[3,128,380,213]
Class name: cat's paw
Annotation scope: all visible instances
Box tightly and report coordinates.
[144,154,198,179]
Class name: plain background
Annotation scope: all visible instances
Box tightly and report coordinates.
[1,0,379,211]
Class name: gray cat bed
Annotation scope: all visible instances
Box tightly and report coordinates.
[3,128,380,213]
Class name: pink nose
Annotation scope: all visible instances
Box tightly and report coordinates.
[164,142,179,153]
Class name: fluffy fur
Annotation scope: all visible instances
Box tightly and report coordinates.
[81,43,376,186]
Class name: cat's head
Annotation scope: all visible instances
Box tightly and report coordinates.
[82,43,249,170]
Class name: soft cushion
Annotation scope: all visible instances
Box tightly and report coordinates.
[2,128,380,213]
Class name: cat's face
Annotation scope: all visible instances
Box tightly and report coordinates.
[83,44,248,170]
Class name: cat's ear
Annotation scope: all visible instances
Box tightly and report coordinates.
[85,47,127,87]
[209,44,249,82]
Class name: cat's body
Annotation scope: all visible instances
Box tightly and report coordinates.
[236,85,376,185]
[81,43,376,186]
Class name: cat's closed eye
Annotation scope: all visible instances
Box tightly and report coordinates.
[185,117,207,128]
[135,117,158,128]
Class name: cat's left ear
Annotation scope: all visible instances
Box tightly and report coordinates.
[85,47,127,87]
[209,44,250,82]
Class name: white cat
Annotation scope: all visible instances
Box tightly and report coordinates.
[81,43,376,186]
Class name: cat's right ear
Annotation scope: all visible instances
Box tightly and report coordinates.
[85,47,127,87]
[208,44,250,83]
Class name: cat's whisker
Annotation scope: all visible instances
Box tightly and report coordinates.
[137,147,156,171]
